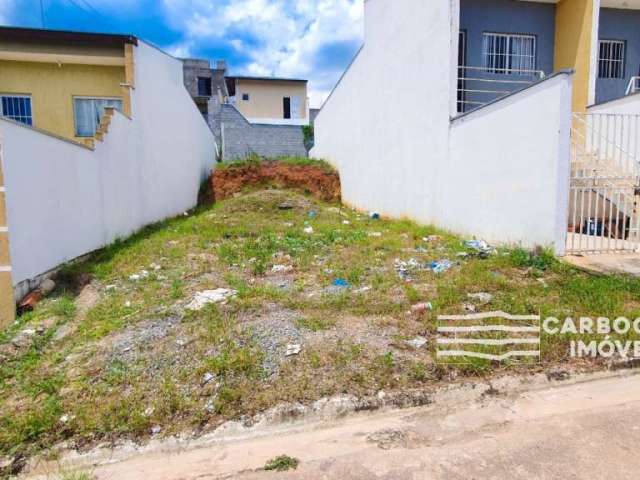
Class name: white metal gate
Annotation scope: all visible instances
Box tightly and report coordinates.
[567,113,640,254]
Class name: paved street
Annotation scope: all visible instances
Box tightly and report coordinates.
[28,372,640,479]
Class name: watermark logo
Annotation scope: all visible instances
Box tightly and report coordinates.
[437,311,541,364]
[543,317,640,359]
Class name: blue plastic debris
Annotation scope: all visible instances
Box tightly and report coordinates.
[308,210,318,219]
[430,260,453,274]
[464,240,495,257]
[332,278,350,288]
[369,212,381,220]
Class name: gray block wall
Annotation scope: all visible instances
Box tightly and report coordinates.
[217,104,307,161]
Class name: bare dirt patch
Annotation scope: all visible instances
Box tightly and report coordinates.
[211,160,341,203]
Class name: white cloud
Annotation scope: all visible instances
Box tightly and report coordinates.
[165,41,193,59]
[0,0,15,25]
[161,0,364,107]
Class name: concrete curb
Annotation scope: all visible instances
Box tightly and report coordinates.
[22,365,640,477]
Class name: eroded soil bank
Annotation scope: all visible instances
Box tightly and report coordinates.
[211,160,341,203]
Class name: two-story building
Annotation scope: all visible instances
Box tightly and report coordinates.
[0,27,215,326]
[457,0,640,113]
[225,76,309,126]
[181,58,309,161]
[0,27,136,145]
[312,0,640,261]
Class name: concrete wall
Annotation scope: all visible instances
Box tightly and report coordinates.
[447,73,573,252]
[0,142,14,327]
[220,104,307,160]
[554,0,599,112]
[0,41,216,286]
[234,79,308,125]
[313,0,454,225]
[597,8,640,104]
[312,0,573,253]
[0,60,126,142]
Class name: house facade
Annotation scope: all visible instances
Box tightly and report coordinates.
[0,27,136,146]
[312,0,640,259]
[226,76,309,126]
[456,0,640,112]
[0,27,216,327]
[181,59,309,161]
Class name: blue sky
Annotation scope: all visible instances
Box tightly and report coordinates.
[0,0,364,107]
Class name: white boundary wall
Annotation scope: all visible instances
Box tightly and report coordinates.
[0,41,216,286]
[446,74,573,253]
[312,0,572,253]
[312,0,454,225]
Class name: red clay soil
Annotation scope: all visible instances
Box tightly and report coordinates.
[211,161,341,203]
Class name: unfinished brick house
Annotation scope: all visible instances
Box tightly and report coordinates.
[182,58,308,161]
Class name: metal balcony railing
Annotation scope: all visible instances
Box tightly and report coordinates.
[457,66,545,114]
[571,112,640,177]
[626,76,640,96]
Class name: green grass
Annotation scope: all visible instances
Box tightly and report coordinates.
[264,455,299,472]
[2,187,640,467]
[215,155,335,172]
[59,472,95,480]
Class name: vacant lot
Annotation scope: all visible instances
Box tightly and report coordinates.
[2,187,640,470]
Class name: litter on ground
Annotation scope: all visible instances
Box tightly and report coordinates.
[394,258,424,280]
[332,278,350,288]
[405,336,428,349]
[354,286,372,294]
[465,240,495,257]
[186,289,238,311]
[430,260,453,274]
[411,302,433,314]
[463,303,477,312]
[467,292,494,304]
[285,344,302,356]
[271,264,294,274]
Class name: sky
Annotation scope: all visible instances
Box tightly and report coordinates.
[0,0,365,107]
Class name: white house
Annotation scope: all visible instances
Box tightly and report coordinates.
[312,0,640,258]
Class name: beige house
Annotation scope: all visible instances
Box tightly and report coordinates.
[225,76,309,125]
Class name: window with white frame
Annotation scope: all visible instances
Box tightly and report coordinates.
[1,95,33,126]
[598,40,625,79]
[482,33,537,74]
[74,97,123,137]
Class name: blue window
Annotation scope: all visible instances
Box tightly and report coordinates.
[482,33,537,74]
[1,95,33,126]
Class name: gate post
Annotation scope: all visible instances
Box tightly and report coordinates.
[0,135,15,328]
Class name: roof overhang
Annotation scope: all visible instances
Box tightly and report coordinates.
[0,26,137,46]
[0,27,136,67]
[225,75,308,97]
